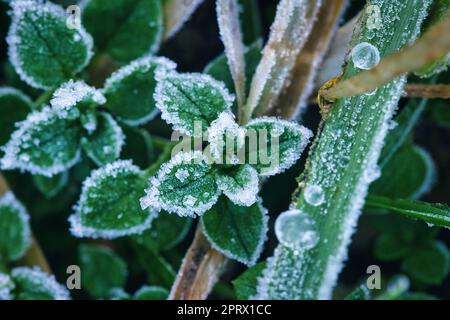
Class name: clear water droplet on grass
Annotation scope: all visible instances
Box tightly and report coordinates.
[351,42,380,70]
[304,184,325,206]
[275,209,319,251]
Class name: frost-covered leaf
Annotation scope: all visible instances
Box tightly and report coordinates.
[140,151,220,217]
[0,106,82,177]
[69,160,156,239]
[11,267,70,300]
[371,143,436,199]
[155,71,234,137]
[79,244,128,298]
[103,56,176,125]
[81,112,125,166]
[216,165,259,207]
[0,192,31,262]
[81,0,163,62]
[133,211,192,251]
[50,80,106,113]
[133,285,168,300]
[402,241,450,285]
[232,261,266,300]
[7,0,93,89]
[0,87,32,155]
[344,285,371,300]
[0,273,15,300]
[245,117,313,176]
[201,196,268,266]
[32,172,68,198]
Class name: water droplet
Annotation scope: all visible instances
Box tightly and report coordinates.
[351,42,380,70]
[304,184,325,206]
[275,209,319,251]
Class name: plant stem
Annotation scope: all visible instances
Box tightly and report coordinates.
[403,83,450,99]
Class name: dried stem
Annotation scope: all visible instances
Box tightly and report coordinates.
[403,83,450,99]
[163,0,204,40]
[321,13,450,101]
[0,173,51,273]
[168,224,226,300]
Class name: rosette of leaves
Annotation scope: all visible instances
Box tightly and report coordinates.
[139,70,313,265]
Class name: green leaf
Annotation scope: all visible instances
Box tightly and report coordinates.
[0,273,15,300]
[121,126,154,168]
[232,261,266,300]
[104,56,176,125]
[7,0,93,89]
[82,0,163,62]
[0,192,31,262]
[1,107,82,177]
[32,172,68,198]
[79,244,128,298]
[370,143,436,199]
[50,80,106,113]
[244,117,313,176]
[133,285,168,300]
[133,211,192,251]
[201,196,268,266]
[374,232,412,262]
[399,292,438,300]
[366,194,450,229]
[378,275,410,300]
[0,87,32,156]
[155,71,234,137]
[216,165,259,207]
[108,288,131,300]
[344,285,371,300]
[69,160,156,239]
[81,112,125,166]
[141,151,220,217]
[402,241,450,285]
[11,267,70,300]
[428,100,450,128]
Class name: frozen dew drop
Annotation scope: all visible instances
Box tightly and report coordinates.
[275,209,319,251]
[175,168,189,183]
[351,42,380,70]
[304,184,325,206]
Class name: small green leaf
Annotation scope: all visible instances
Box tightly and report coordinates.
[245,117,313,176]
[11,267,70,300]
[121,126,154,168]
[366,194,450,229]
[82,0,163,62]
[133,285,168,300]
[0,273,15,300]
[141,151,220,217]
[402,241,450,285]
[0,192,31,262]
[370,144,436,199]
[50,80,106,112]
[108,288,131,300]
[374,232,412,261]
[201,196,268,266]
[399,292,438,300]
[32,172,68,198]
[155,71,234,137]
[79,244,128,298]
[428,100,450,128]
[81,112,125,166]
[216,165,259,207]
[0,107,82,177]
[0,87,32,155]
[232,261,266,300]
[7,0,93,89]
[344,285,371,300]
[69,160,156,239]
[104,56,176,125]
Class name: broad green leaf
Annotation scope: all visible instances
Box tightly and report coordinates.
[69,160,156,239]
[374,232,412,262]
[0,107,82,177]
[11,267,70,300]
[232,261,266,300]
[121,126,154,168]
[344,285,371,300]
[0,192,31,262]
[82,0,163,62]
[154,71,234,137]
[141,151,220,217]
[366,194,450,229]
[81,112,125,166]
[79,244,128,298]
[104,56,176,125]
[32,172,68,198]
[133,211,192,251]
[0,87,32,155]
[245,117,312,176]
[0,273,15,300]
[133,285,168,300]
[370,144,436,199]
[402,241,450,285]
[201,196,268,266]
[7,0,93,89]
[216,165,259,207]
